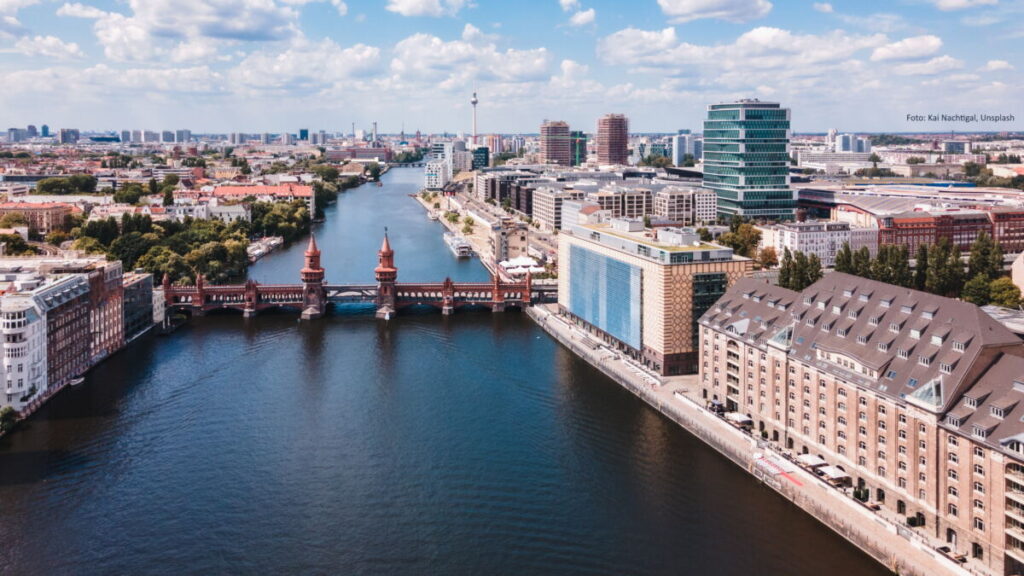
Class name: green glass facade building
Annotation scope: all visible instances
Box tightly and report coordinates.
[702,100,795,220]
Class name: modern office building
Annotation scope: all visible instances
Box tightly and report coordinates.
[703,99,795,220]
[424,159,450,190]
[540,121,571,166]
[597,114,629,166]
[532,187,584,231]
[57,129,80,145]
[559,218,752,375]
[699,273,1024,575]
[570,131,588,166]
[472,147,490,170]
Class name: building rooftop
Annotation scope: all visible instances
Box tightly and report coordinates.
[578,222,722,253]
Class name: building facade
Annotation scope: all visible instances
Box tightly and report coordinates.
[653,186,717,225]
[531,187,584,231]
[699,273,1024,575]
[559,218,752,375]
[597,114,629,166]
[703,99,795,220]
[540,121,571,166]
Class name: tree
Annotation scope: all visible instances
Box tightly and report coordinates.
[719,223,761,259]
[968,231,1003,281]
[113,183,144,204]
[914,244,929,291]
[0,406,16,434]
[757,246,778,269]
[834,242,854,274]
[163,186,175,206]
[0,234,37,255]
[906,157,926,165]
[852,247,872,278]
[640,155,672,168]
[925,238,964,297]
[778,248,793,289]
[312,164,340,183]
[162,174,180,188]
[962,274,991,306]
[989,277,1023,309]
[148,178,159,196]
[0,213,29,228]
[72,236,108,254]
[869,153,882,168]
[696,227,712,242]
[365,162,382,181]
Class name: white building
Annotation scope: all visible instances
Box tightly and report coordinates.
[757,220,878,267]
[652,186,717,225]
[424,159,450,190]
[532,187,584,231]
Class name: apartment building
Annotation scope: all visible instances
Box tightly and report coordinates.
[698,273,1024,575]
[653,186,717,225]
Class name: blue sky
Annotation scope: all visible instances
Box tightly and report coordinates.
[0,0,1021,134]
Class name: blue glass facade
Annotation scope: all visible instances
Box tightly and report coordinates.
[568,245,642,350]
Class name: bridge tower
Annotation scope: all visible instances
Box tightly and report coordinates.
[375,231,398,319]
[300,234,326,320]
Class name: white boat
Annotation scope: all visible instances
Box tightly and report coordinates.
[69,376,85,387]
[428,211,439,221]
[444,233,473,259]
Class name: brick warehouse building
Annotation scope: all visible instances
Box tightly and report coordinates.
[698,273,1024,575]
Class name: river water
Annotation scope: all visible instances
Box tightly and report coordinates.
[0,168,887,575]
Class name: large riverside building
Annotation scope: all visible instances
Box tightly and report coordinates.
[703,99,795,220]
[540,121,571,166]
[597,114,629,166]
[699,273,1024,575]
[559,217,752,375]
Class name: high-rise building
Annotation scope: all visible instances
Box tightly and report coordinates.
[472,147,489,170]
[299,129,309,141]
[175,129,192,144]
[486,134,503,155]
[596,114,629,166]
[161,131,175,143]
[260,133,271,145]
[40,125,50,138]
[702,99,794,220]
[570,131,588,166]
[57,128,80,145]
[120,130,131,143]
[540,120,571,166]
[26,125,37,138]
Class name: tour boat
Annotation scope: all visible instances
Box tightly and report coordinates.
[444,233,473,259]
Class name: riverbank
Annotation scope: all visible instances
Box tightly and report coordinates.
[413,192,498,275]
[526,303,971,576]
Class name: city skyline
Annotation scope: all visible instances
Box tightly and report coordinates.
[0,0,1021,133]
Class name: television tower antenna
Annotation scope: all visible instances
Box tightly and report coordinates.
[471,85,479,148]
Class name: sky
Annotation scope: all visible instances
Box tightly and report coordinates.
[0,0,1021,134]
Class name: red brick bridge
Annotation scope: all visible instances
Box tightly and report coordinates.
[163,234,554,319]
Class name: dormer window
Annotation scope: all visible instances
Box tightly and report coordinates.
[821,322,832,332]
[898,348,909,359]
[869,316,880,326]
[940,362,953,374]
[837,328,848,337]
[817,301,826,310]
[881,298,893,308]
[843,289,853,297]
[848,310,859,319]
[804,297,813,305]
[878,342,889,352]
[947,415,961,427]
[889,322,901,333]
[972,425,987,439]
[859,294,869,302]
[953,341,965,352]
[931,334,945,346]
[991,406,1006,419]
[922,311,935,320]
[910,329,921,340]
[919,355,931,367]
[857,335,868,344]
[900,305,914,314]
[965,397,977,408]
[832,305,842,315]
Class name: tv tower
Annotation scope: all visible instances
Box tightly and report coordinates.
[470,89,478,148]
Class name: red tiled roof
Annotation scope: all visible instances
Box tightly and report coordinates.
[213,184,312,198]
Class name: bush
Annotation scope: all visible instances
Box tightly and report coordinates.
[0,406,17,434]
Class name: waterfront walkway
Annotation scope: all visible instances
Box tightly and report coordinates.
[527,304,977,576]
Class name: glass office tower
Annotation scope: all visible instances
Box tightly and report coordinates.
[702,99,795,221]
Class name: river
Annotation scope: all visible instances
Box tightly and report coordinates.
[0,167,887,575]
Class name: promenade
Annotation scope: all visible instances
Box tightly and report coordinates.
[527,304,979,576]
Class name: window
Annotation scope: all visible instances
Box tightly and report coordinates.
[859,426,867,436]
[949,486,958,497]
[878,342,889,352]
[858,441,867,450]
[898,461,907,470]
[948,436,959,447]
[858,456,867,466]
[897,348,909,359]
[878,450,886,459]
[838,388,847,397]
[948,453,959,464]
[898,414,907,424]
[974,499,984,511]
[949,503,958,517]
[918,355,931,367]
[898,477,907,488]
[949,470,959,481]
[953,340,965,352]
[838,416,847,426]
[879,435,887,445]
[940,363,952,375]
[899,430,907,439]
[973,517,984,531]
[878,466,886,476]
[974,447,984,458]
[899,446,907,455]
[973,482,984,494]
[991,406,1006,419]
[859,397,867,406]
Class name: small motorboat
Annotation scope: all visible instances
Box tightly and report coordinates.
[69,376,85,387]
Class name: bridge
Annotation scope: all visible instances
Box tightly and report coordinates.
[163,234,557,319]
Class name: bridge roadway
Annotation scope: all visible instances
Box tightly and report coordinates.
[163,278,557,318]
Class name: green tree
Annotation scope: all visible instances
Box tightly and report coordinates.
[640,155,672,168]
[853,246,872,278]
[365,162,382,181]
[312,164,340,183]
[925,238,964,297]
[967,231,1003,281]
[162,174,180,187]
[163,186,175,206]
[778,247,793,289]
[0,213,29,228]
[963,274,992,305]
[989,277,1023,308]
[869,153,881,168]
[0,406,17,434]
[0,234,37,255]
[113,183,144,204]
[914,244,929,291]
[148,178,159,196]
[834,242,853,274]
[696,227,712,242]
[72,236,108,254]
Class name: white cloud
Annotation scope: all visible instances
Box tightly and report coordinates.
[981,59,1013,71]
[280,0,348,16]
[14,34,84,59]
[0,0,39,13]
[870,35,942,61]
[568,8,595,26]
[926,0,997,10]
[813,3,833,13]
[0,14,25,37]
[892,55,963,75]
[55,2,105,18]
[559,0,579,11]
[229,38,380,94]
[657,0,772,23]
[385,0,467,17]
[390,25,551,90]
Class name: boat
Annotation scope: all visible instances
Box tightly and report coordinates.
[444,233,473,259]
[69,376,85,387]
[428,211,439,221]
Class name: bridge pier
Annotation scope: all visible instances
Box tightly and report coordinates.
[243,308,257,318]
[491,302,506,313]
